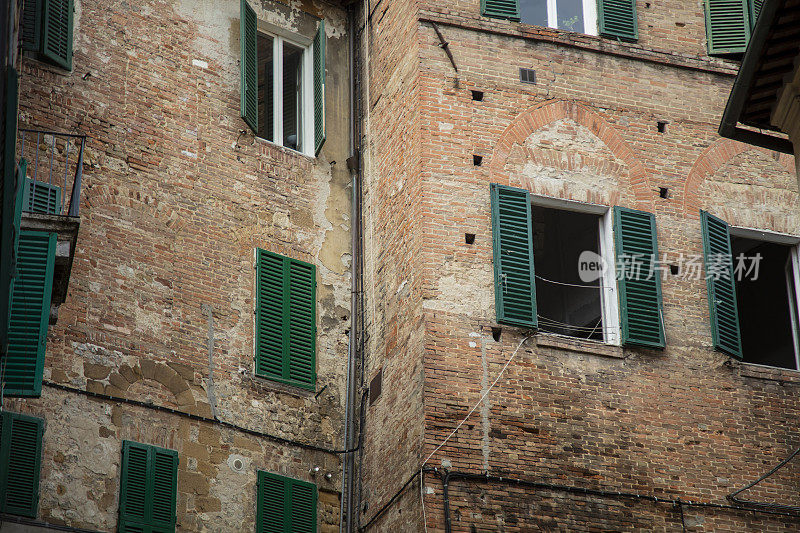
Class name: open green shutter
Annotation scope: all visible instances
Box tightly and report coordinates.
[119,441,150,530]
[256,249,286,381]
[705,0,751,54]
[240,0,258,133]
[481,0,521,21]
[748,0,763,29]
[700,211,742,358]
[150,448,178,531]
[256,471,288,533]
[491,183,537,329]
[21,0,43,52]
[313,21,326,156]
[23,178,62,215]
[613,207,665,348]
[0,411,44,518]
[288,259,316,388]
[41,0,74,70]
[1,68,20,354]
[598,0,638,41]
[5,231,55,397]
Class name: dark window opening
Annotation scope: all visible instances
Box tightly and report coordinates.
[519,68,537,84]
[659,187,669,199]
[657,121,668,133]
[283,41,304,151]
[465,233,476,244]
[732,237,799,370]
[533,205,603,341]
[257,33,274,141]
[473,155,483,166]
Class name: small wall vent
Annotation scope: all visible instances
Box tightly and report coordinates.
[519,68,536,84]
[369,369,383,405]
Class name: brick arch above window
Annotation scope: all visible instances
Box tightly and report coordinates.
[488,100,652,210]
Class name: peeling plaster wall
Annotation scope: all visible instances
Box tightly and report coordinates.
[13,0,352,530]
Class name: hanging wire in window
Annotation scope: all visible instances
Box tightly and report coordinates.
[535,274,613,289]
[537,316,618,339]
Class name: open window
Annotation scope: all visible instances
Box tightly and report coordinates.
[519,0,598,35]
[240,0,326,156]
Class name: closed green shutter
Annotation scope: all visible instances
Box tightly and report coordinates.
[0,411,44,518]
[705,0,751,54]
[21,0,43,52]
[256,249,317,390]
[490,183,537,329]
[313,21,326,156]
[700,211,742,358]
[23,178,62,215]
[613,207,665,348]
[481,0,521,21]
[41,0,74,70]
[257,471,317,533]
[598,0,638,41]
[4,231,56,397]
[119,441,178,533]
[240,0,258,133]
[749,0,763,29]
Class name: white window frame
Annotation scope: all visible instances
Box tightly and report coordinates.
[729,225,800,371]
[538,0,598,36]
[531,195,620,345]
[257,22,315,157]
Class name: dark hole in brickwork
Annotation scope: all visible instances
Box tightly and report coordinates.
[491,327,502,341]
[471,90,484,101]
[657,121,668,133]
[369,369,382,405]
[473,154,483,166]
[659,187,669,199]
[465,233,476,244]
[670,264,679,275]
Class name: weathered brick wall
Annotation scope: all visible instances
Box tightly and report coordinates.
[13,0,352,529]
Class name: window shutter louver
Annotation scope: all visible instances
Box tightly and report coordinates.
[256,249,317,390]
[240,0,258,133]
[150,449,178,531]
[705,0,751,54]
[119,441,149,529]
[21,0,43,52]
[481,0,521,21]
[700,211,743,358]
[313,21,326,156]
[490,183,537,329]
[41,0,74,70]
[289,479,317,533]
[119,441,178,533]
[0,411,44,518]
[598,0,639,41]
[749,0,763,29]
[613,207,665,348]
[257,472,317,533]
[4,231,56,397]
[23,178,62,215]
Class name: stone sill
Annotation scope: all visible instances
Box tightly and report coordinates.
[242,372,317,399]
[419,11,739,77]
[536,333,623,358]
[738,362,800,384]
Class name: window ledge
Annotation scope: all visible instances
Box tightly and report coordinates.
[255,135,316,162]
[738,362,800,384]
[536,333,623,358]
[242,372,317,399]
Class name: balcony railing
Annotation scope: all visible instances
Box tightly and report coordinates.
[18,128,86,218]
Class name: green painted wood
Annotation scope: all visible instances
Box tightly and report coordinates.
[749,0,763,29]
[613,207,665,348]
[313,21,326,156]
[257,472,317,533]
[240,0,258,133]
[1,67,20,352]
[0,411,44,518]
[4,231,56,397]
[598,0,638,41]
[256,249,316,390]
[701,210,743,358]
[21,0,43,52]
[41,0,73,69]
[705,0,751,54]
[119,441,177,533]
[288,478,317,533]
[23,178,62,215]
[481,0,521,21]
[490,183,537,329]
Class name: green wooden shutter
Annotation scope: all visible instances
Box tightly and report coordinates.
[240,0,258,133]
[613,207,665,348]
[481,0,521,21]
[598,0,638,41]
[0,411,44,518]
[21,0,43,52]
[490,183,537,329]
[119,441,178,533]
[1,68,20,354]
[23,178,62,215]
[313,21,326,156]
[41,0,74,70]
[256,249,317,390]
[705,0,751,54]
[748,0,763,29]
[701,211,742,358]
[5,231,56,397]
[257,472,317,533]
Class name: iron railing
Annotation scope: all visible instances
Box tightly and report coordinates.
[17,128,86,217]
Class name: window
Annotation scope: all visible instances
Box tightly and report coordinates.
[240,0,326,156]
[256,471,317,533]
[20,0,74,70]
[491,184,664,348]
[701,211,800,370]
[0,411,44,518]
[481,0,637,41]
[255,249,317,390]
[118,441,178,533]
[704,0,763,54]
